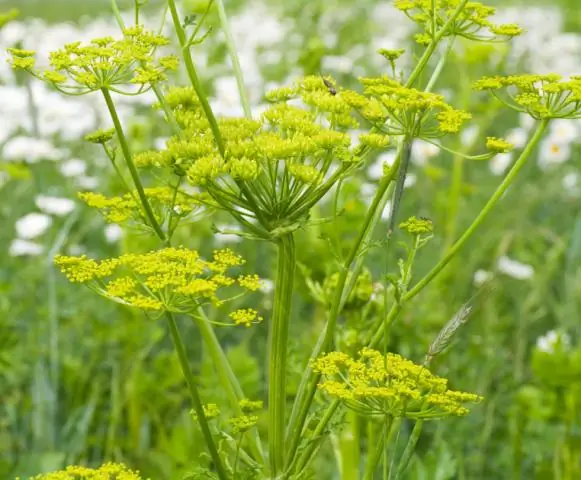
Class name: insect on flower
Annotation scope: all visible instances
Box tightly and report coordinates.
[321,75,337,96]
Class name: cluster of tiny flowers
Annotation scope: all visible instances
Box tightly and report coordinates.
[191,403,221,421]
[399,216,434,235]
[473,74,581,119]
[8,25,178,94]
[20,462,145,480]
[228,398,263,433]
[349,76,472,137]
[78,188,204,225]
[312,348,482,419]
[53,248,261,323]
[394,0,523,44]
[140,80,356,228]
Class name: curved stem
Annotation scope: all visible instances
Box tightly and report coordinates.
[215,0,252,118]
[101,88,166,241]
[405,118,549,301]
[285,141,406,467]
[167,0,226,156]
[269,233,296,477]
[165,312,228,480]
[193,309,265,464]
[394,420,424,479]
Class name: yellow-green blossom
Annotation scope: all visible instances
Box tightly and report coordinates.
[473,73,581,119]
[84,128,116,144]
[399,216,433,235]
[394,0,523,42]
[239,398,263,413]
[191,403,221,421]
[54,248,259,320]
[229,415,259,433]
[9,26,178,95]
[486,137,514,153]
[26,462,144,480]
[312,348,483,419]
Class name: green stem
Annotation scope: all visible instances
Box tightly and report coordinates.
[101,88,166,241]
[193,309,265,464]
[165,312,228,480]
[215,0,252,118]
[395,420,424,478]
[405,118,549,301]
[339,410,360,480]
[167,0,226,156]
[285,141,406,467]
[269,233,296,477]
[363,419,389,480]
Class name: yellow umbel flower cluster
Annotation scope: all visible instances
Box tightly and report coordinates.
[78,187,205,226]
[312,348,482,419]
[22,462,145,480]
[394,0,522,44]
[473,74,581,120]
[353,76,472,136]
[8,25,178,94]
[54,248,262,325]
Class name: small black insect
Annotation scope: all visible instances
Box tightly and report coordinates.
[322,77,337,96]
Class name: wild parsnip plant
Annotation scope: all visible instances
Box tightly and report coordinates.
[6,0,581,478]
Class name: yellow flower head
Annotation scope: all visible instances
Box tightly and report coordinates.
[9,26,178,95]
[54,247,260,324]
[312,348,483,419]
[28,462,144,480]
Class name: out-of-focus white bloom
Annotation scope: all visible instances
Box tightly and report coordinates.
[381,201,392,221]
[259,279,274,295]
[497,255,534,280]
[104,224,124,243]
[490,152,513,176]
[9,239,44,257]
[368,151,397,180]
[461,126,479,146]
[562,172,579,195]
[15,213,52,239]
[154,137,168,150]
[536,329,571,354]
[411,139,439,166]
[76,176,100,190]
[35,195,75,216]
[538,136,571,170]
[3,136,66,163]
[211,76,244,117]
[519,113,536,131]
[549,119,579,144]
[360,183,376,207]
[506,128,528,149]
[214,224,243,245]
[60,159,87,177]
[322,55,353,73]
[473,269,494,286]
[404,173,416,188]
[67,244,85,256]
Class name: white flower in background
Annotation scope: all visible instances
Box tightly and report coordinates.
[497,255,534,280]
[35,195,75,217]
[381,201,392,221]
[259,279,274,295]
[75,176,100,190]
[67,244,85,256]
[538,136,571,170]
[214,224,243,245]
[490,152,513,176]
[368,150,397,180]
[473,269,494,286]
[60,159,87,177]
[211,76,244,117]
[549,119,579,144]
[562,172,580,195]
[519,113,536,131]
[15,213,52,239]
[322,55,354,73]
[104,224,124,243]
[3,136,66,163]
[154,137,168,150]
[404,173,416,188]
[461,126,479,145]
[506,128,528,149]
[536,329,571,354]
[411,139,439,166]
[9,239,44,257]
[360,183,376,207]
